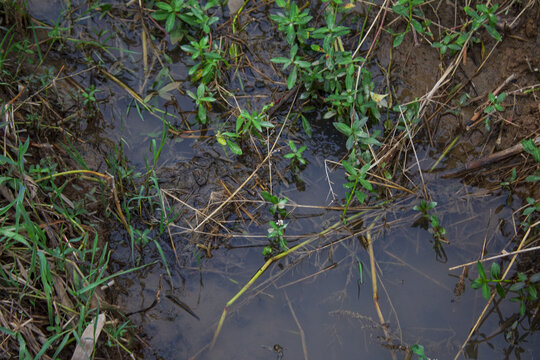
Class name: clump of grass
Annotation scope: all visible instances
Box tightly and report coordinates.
[0,2,141,358]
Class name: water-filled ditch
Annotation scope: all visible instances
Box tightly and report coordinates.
[26,1,539,359]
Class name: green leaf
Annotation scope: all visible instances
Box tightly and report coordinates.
[166,13,176,33]
[198,104,207,124]
[271,57,291,64]
[295,60,312,68]
[342,160,357,176]
[323,110,336,120]
[155,2,173,11]
[196,83,205,98]
[477,261,487,281]
[509,282,526,291]
[411,19,424,34]
[227,140,242,155]
[490,262,500,279]
[530,273,540,283]
[496,283,506,298]
[393,32,406,48]
[522,139,540,163]
[481,283,490,300]
[359,178,372,192]
[410,344,426,359]
[235,115,244,134]
[484,25,501,41]
[152,11,169,21]
[355,190,367,203]
[528,285,537,300]
[261,191,275,203]
[288,140,297,152]
[333,122,352,136]
[287,66,298,89]
[301,116,312,138]
[216,134,227,146]
[259,121,274,128]
[471,278,483,289]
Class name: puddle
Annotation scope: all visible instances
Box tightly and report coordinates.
[25,1,540,359]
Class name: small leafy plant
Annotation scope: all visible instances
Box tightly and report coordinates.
[186,82,216,124]
[413,199,447,242]
[432,31,470,56]
[216,131,242,155]
[151,0,219,43]
[264,219,289,257]
[483,92,506,130]
[270,0,313,46]
[235,103,274,136]
[271,44,312,89]
[261,191,289,257]
[261,191,288,218]
[391,0,432,48]
[500,167,516,190]
[410,344,428,360]
[180,35,225,84]
[472,262,540,316]
[432,4,501,57]
[284,139,307,172]
[81,85,100,108]
[341,160,372,219]
[333,115,381,151]
[464,4,501,42]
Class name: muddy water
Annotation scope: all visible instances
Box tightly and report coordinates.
[28,1,539,359]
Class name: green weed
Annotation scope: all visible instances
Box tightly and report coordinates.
[271,44,312,89]
[472,262,540,316]
[432,4,501,57]
[187,83,216,124]
[181,35,226,84]
[235,103,275,136]
[261,191,289,257]
[284,139,307,171]
[391,0,432,47]
[483,92,506,130]
[270,0,313,46]
[413,199,447,246]
[410,344,429,360]
[151,0,219,43]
